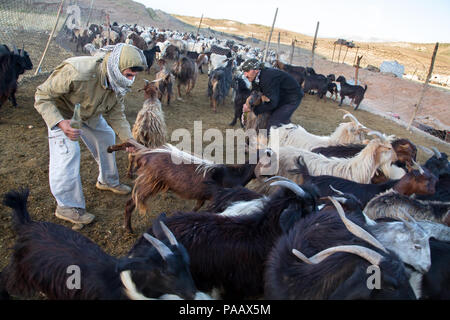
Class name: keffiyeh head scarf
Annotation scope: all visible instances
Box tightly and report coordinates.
[100,43,147,97]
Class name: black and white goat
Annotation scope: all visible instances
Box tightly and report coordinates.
[129,179,319,300]
[0,188,197,300]
[264,197,416,299]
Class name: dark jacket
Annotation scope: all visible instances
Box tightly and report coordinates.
[252,67,303,115]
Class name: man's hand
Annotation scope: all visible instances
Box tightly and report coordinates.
[58,120,82,141]
[125,138,138,153]
[242,102,251,113]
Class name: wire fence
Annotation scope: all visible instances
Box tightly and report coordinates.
[0,0,106,77]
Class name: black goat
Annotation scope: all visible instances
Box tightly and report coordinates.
[129,180,319,299]
[419,238,450,299]
[264,197,416,299]
[273,60,307,87]
[416,148,450,202]
[0,44,32,108]
[207,58,233,112]
[142,45,160,74]
[292,164,437,208]
[336,75,368,110]
[204,185,263,213]
[303,72,334,102]
[229,73,251,127]
[0,188,197,300]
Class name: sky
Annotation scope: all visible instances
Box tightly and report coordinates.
[133,0,450,43]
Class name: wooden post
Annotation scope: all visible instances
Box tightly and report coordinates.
[310,21,319,68]
[353,46,359,66]
[407,42,439,130]
[342,46,349,64]
[277,32,280,57]
[34,0,65,76]
[85,0,95,27]
[106,13,110,45]
[263,7,278,62]
[337,43,343,63]
[289,39,296,64]
[354,55,363,85]
[331,42,336,62]
[196,14,203,40]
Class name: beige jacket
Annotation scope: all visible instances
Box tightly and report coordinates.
[34,54,133,142]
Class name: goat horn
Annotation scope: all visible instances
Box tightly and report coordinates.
[292,245,384,266]
[367,131,387,142]
[264,176,292,184]
[329,196,389,254]
[411,160,425,175]
[431,147,442,159]
[329,185,345,196]
[418,145,433,155]
[270,181,306,197]
[159,221,178,247]
[397,207,418,225]
[143,233,173,260]
[12,44,19,55]
[342,112,362,126]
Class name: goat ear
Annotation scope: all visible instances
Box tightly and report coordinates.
[279,203,301,233]
[152,213,168,239]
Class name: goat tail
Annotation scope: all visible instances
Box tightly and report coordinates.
[363,85,368,93]
[2,187,32,227]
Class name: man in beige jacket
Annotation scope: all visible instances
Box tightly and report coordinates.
[35,43,147,227]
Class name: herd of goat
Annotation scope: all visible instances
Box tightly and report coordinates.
[0,22,449,301]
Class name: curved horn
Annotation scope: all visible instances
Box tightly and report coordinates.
[367,131,388,142]
[20,43,24,57]
[264,176,292,184]
[329,185,345,196]
[143,233,172,260]
[431,147,442,159]
[329,196,388,253]
[418,145,433,155]
[12,44,19,55]
[159,221,178,247]
[411,160,425,175]
[270,181,306,197]
[293,245,384,266]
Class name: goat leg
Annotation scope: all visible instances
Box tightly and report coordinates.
[192,199,205,211]
[124,197,136,233]
[8,90,17,107]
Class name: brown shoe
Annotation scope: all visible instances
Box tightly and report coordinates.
[96,181,131,195]
[55,206,95,225]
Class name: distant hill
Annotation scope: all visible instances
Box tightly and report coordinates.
[56,0,449,78]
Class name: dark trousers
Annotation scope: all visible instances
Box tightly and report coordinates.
[266,101,300,131]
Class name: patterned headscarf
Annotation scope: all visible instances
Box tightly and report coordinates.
[241,58,264,72]
[100,43,147,97]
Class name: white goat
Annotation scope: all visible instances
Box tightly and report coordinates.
[268,110,370,151]
[255,136,397,185]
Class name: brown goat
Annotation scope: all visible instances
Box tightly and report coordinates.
[243,91,271,148]
[154,61,174,106]
[107,142,257,233]
[127,32,148,50]
[125,81,166,177]
[171,55,198,100]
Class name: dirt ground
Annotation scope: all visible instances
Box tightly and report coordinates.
[0,33,449,299]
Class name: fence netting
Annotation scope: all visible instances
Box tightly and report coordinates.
[0,0,106,77]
